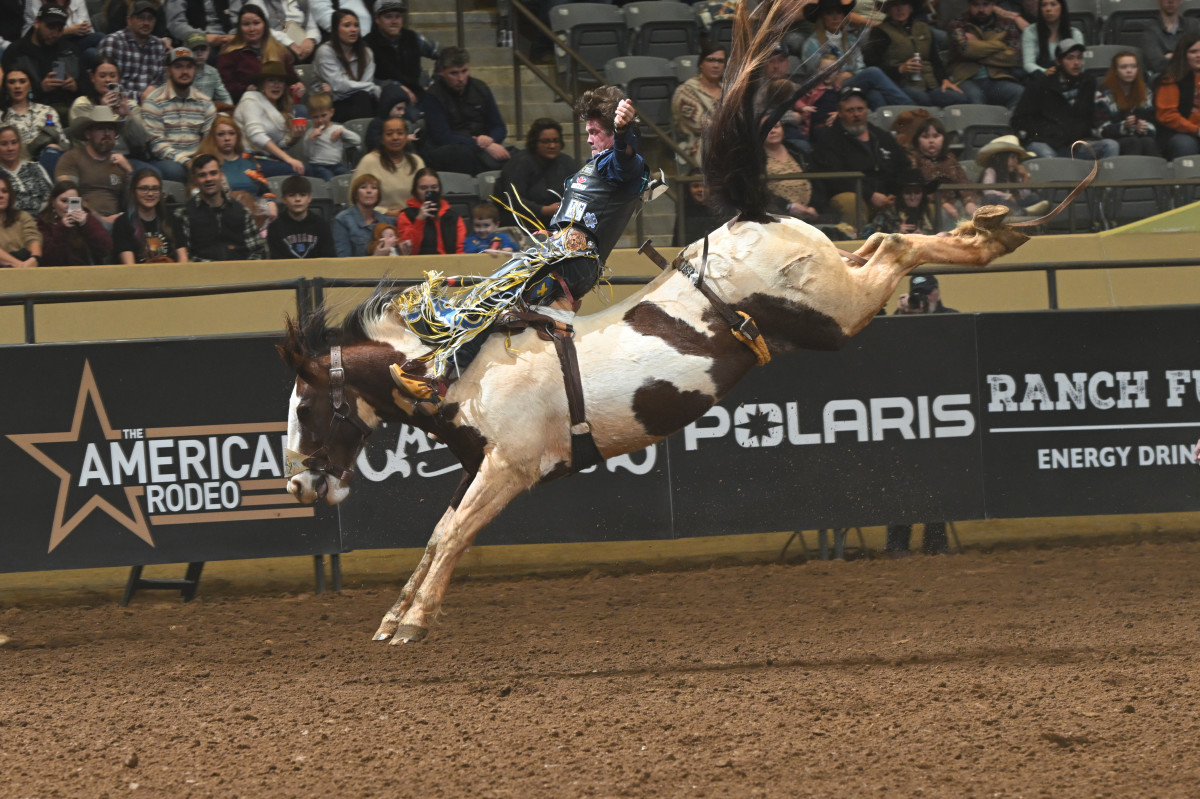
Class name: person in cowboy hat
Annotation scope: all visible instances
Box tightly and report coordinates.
[232,59,307,176]
[864,0,970,107]
[141,45,217,184]
[1012,38,1119,160]
[54,107,131,226]
[797,0,910,109]
[976,134,1049,216]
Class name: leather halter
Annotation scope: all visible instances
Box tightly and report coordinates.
[300,345,373,484]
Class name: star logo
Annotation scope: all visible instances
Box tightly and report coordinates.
[7,360,153,553]
[736,405,783,447]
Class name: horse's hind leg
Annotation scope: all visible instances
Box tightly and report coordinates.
[391,457,531,644]
[372,505,454,641]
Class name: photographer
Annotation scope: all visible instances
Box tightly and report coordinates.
[36,180,112,266]
[888,273,956,556]
[396,167,465,255]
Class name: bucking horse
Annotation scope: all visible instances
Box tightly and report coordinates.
[279,0,1036,643]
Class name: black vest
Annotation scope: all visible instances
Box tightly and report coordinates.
[186,0,236,33]
[401,206,460,254]
[424,77,493,138]
[550,159,644,261]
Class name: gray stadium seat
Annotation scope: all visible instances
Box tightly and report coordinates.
[671,53,699,82]
[868,105,936,132]
[328,173,354,208]
[624,1,699,61]
[438,170,480,219]
[551,3,629,89]
[477,170,502,202]
[1100,0,1161,47]
[604,56,679,139]
[1169,156,1200,206]
[1025,157,1098,231]
[161,180,188,204]
[707,17,733,52]
[1098,155,1170,226]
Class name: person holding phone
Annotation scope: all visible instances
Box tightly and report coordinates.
[1,5,80,108]
[35,180,112,265]
[395,167,464,255]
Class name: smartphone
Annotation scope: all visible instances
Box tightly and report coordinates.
[424,189,439,203]
[67,196,81,214]
[106,82,119,93]
[51,61,65,79]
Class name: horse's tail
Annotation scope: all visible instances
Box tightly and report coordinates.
[701,0,823,222]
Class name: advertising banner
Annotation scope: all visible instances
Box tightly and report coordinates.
[0,337,340,573]
[977,308,1200,518]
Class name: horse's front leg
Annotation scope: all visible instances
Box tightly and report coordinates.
[372,505,454,641]
[391,457,531,644]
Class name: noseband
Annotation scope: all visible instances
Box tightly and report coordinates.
[288,345,373,484]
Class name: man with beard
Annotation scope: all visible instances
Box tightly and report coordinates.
[97,0,169,99]
[177,153,268,261]
[947,0,1025,109]
[54,109,132,227]
[1,5,81,109]
[141,46,216,184]
[1012,39,1119,160]
[811,86,906,234]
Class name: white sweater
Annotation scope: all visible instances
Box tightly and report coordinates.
[233,89,297,155]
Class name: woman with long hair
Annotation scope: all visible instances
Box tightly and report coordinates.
[332,172,395,257]
[1095,51,1159,156]
[763,119,820,221]
[68,59,150,168]
[351,116,423,215]
[313,9,379,121]
[671,41,726,163]
[1022,0,1082,75]
[1154,32,1200,160]
[233,61,306,177]
[1,68,65,172]
[396,167,465,255]
[0,123,53,214]
[195,115,280,225]
[0,172,42,268]
[36,180,112,266]
[217,4,300,103]
[493,117,578,229]
[112,169,188,264]
[907,116,978,225]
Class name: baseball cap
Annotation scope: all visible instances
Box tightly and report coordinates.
[166,46,197,64]
[185,31,209,50]
[375,0,407,13]
[36,5,68,24]
[129,0,158,16]
[1056,38,1085,57]
[838,85,867,102]
[910,274,939,292]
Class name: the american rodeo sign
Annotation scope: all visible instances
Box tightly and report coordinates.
[1,337,339,573]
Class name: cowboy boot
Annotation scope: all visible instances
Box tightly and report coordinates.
[389,363,442,415]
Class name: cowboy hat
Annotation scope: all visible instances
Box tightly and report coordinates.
[253,61,290,84]
[67,105,125,142]
[974,134,1036,166]
[804,0,857,22]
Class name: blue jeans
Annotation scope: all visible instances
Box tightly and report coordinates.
[846,66,910,108]
[1165,132,1200,160]
[257,158,304,177]
[902,85,973,107]
[147,158,190,183]
[1028,139,1119,160]
[958,77,1024,109]
[307,162,351,181]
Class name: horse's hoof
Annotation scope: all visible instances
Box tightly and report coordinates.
[389,624,428,644]
[972,205,1011,230]
[372,632,392,641]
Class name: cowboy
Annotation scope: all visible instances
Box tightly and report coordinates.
[390,86,647,410]
[54,107,132,226]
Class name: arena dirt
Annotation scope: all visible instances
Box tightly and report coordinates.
[2,537,1199,798]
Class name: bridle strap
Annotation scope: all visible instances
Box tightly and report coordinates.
[299,345,373,483]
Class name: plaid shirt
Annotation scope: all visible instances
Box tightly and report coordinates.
[97,29,168,99]
[141,83,216,163]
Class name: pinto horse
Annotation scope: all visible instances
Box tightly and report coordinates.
[279,0,1032,643]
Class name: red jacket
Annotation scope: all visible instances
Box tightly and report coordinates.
[1155,75,1200,136]
[396,197,466,255]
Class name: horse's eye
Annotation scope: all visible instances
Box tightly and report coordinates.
[297,404,313,421]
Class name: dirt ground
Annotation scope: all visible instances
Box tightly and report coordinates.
[2,537,1199,799]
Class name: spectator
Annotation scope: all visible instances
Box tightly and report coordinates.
[2,5,80,110]
[811,86,907,233]
[113,168,188,263]
[396,166,465,255]
[142,46,217,183]
[1,67,65,172]
[866,0,969,108]
[368,221,402,255]
[1143,0,1198,80]
[947,0,1025,109]
[463,201,517,253]
[365,0,438,104]
[194,114,278,219]
[166,0,239,51]
[1012,39,1118,159]
[671,41,725,165]
[217,4,299,103]
[418,46,508,176]
[863,167,938,235]
[332,171,393,257]
[798,0,910,109]
[763,119,820,222]
[267,174,336,258]
[69,59,152,173]
[1154,32,1200,159]
[258,0,319,64]
[493,117,577,229]
[906,116,978,225]
[313,9,379,121]
[363,81,417,154]
[23,0,100,56]
[352,115,423,214]
[302,91,357,180]
[36,179,112,265]
[184,31,234,114]
[234,60,307,177]
[0,172,41,267]
[1095,50,1160,156]
[976,134,1048,214]
[0,123,52,212]
[177,152,269,260]
[788,52,843,150]
[674,170,719,248]
[96,0,168,100]
[309,0,371,39]
[1021,0,1082,76]
[55,108,131,226]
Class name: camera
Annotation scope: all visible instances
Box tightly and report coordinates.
[905,288,930,313]
[424,189,440,203]
[106,82,119,93]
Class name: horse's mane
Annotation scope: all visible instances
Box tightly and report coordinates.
[284,280,405,359]
[702,0,863,222]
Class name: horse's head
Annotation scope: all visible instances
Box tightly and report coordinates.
[278,319,379,505]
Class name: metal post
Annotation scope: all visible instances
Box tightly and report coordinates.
[455,0,465,49]
[1046,269,1059,310]
[23,299,35,343]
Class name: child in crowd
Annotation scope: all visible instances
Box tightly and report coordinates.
[976,135,1049,216]
[303,92,361,182]
[370,223,408,255]
[788,53,843,146]
[463,202,518,253]
[862,168,938,236]
[267,175,336,259]
[186,32,235,113]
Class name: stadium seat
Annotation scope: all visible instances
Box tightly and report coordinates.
[1025,157,1098,231]
[438,170,480,219]
[1081,44,1144,80]
[943,105,1014,157]
[1098,155,1170,226]
[958,124,1015,162]
[1169,156,1200,206]
[707,17,733,52]
[868,105,934,131]
[671,53,699,82]
[161,179,188,204]
[295,63,315,87]
[604,56,679,139]
[477,170,502,203]
[1099,0,1161,47]
[550,3,629,89]
[624,1,699,61]
[1069,9,1100,44]
[328,173,354,208]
